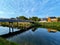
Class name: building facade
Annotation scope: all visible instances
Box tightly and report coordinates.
[47,17,58,22]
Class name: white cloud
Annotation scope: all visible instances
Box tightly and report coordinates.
[25,9,29,13]
[0,11,15,14]
[31,8,35,12]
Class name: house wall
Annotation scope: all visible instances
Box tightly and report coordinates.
[48,18,51,22]
[47,17,58,22]
[51,19,58,22]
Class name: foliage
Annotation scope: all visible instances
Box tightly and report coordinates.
[16,16,28,20]
[39,22,60,31]
[0,22,32,29]
[57,17,60,21]
[29,16,41,21]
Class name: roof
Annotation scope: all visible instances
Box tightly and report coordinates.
[49,17,56,19]
[41,18,47,20]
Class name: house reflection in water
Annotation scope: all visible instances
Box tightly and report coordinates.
[48,28,57,33]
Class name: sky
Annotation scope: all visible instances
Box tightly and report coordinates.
[0,0,60,18]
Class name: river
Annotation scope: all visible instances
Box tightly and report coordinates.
[0,26,60,45]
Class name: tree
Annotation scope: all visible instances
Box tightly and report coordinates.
[29,16,40,21]
[57,17,60,21]
[16,16,28,20]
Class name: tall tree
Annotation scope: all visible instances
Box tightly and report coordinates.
[16,16,28,20]
[29,16,40,21]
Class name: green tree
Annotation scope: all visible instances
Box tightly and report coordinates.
[29,17,40,21]
[16,16,28,20]
[58,17,60,21]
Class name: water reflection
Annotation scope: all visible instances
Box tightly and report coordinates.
[0,26,19,35]
[32,27,37,32]
[0,26,60,45]
[7,28,60,45]
[48,28,57,33]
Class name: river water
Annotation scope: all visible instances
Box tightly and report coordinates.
[0,26,60,45]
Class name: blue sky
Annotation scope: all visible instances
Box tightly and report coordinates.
[0,0,60,18]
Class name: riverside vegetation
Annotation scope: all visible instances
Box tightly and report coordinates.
[0,22,32,29]
[39,22,60,31]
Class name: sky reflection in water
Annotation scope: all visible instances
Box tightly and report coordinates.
[7,28,60,45]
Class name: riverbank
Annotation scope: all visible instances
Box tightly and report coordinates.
[0,37,18,45]
[0,22,41,29]
[0,22,32,29]
[39,22,60,31]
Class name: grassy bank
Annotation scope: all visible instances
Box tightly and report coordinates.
[0,37,19,45]
[0,22,32,29]
[39,22,60,31]
[0,22,41,29]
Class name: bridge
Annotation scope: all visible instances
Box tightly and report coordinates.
[0,18,34,33]
[0,18,33,22]
[0,26,33,38]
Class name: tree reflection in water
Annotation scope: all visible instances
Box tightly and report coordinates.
[32,27,38,32]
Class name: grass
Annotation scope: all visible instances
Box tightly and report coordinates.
[0,22,32,29]
[0,37,19,45]
[0,22,41,29]
[39,22,60,31]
